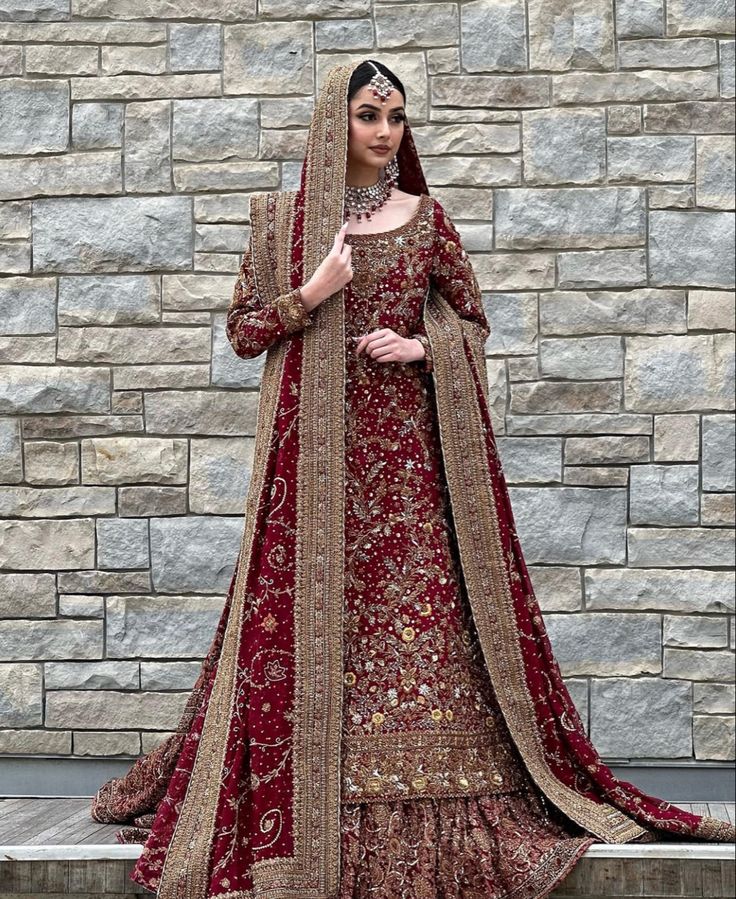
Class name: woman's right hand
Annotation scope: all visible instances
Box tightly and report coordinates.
[299,221,353,311]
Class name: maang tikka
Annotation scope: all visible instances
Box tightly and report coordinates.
[366,60,395,104]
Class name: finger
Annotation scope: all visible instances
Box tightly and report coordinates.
[334,221,349,251]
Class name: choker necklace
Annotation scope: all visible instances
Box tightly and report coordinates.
[344,156,399,222]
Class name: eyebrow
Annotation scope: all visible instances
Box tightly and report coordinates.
[356,102,405,112]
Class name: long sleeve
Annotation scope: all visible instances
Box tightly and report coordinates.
[225,239,314,360]
[410,199,490,374]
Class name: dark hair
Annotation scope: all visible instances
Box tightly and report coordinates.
[347,60,406,104]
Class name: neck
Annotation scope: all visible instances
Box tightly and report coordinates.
[345,160,382,187]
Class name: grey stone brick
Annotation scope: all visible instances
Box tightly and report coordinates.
[619,37,718,69]
[486,292,537,355]
[545,613,662,676]
[72,102,123,150]
[565,436,650,465]
[615,0,664,37]
[644,100,735,133]
[96,517,149,569]
[721,40,736,98]
[0,78,68,154]
[33,197,193,273]
[375,2,458,48]
[170,23,222,72]
[495,187,645,250]
[45,661,139,690]
[667,0,736,36]
[696,135,736,209]
[586,568,735,613]
[540,289,685,335]
[694,715,735,760]
[649,211,735,289]
[528,0,615,70]
[495,437,562,484]
[629,464,700,525]
[0,663,42,727]
[523,109,606,184]
[628,527,736,568]
[703,415,736,491]
[315,18,373,51]
[124,100,170,193]
[539,336,623,379]
[608,136,695,183]
[461,0,527,72]
[173,98,258,162]
[664,615,729,648]
[223,21,313,95]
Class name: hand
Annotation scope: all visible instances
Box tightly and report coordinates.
[354,328,425,364]
[299,221,353,311]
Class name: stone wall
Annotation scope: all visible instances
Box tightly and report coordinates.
[0,1,734,768]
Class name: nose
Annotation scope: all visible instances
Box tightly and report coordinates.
[375,118,390,139]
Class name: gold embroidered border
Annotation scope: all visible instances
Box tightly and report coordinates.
[156,209,291,898]
[341,729,525,802]
[423,287,646,844]
[695,815,736,842]
[249,65,356,899]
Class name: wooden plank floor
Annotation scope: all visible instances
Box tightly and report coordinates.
[0,799,733,898]
[0,798,731,848]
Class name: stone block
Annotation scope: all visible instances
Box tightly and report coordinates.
[607,105,641,134]
[375,2,458,48]
[648,185,695,208]
[694,682,735,714]
[0,78,68,155]
[173,160,279,193]
[701,492,736,526]
[96,518,149,569]
[0,276,56,335]
[0,572,56,618]
[106,594,225,658]
[553,70,717,105]
[608,136,694,183]
[0,663,42,727]
[703,415,736,491]
[0,150,122,201]
[666,0,736,36]
[495,437,562,484]
[25,42,97,75]
[223,21,312,95]
[528,566,583,611]
[473,253,555,291]
[124,100,170,193]
[45,661,139,690]
[649,210,736,290]
[545,613,662,676]
[173,98,258,162]
[539,336,623,379]
[629,464,700,525]
[461,0,527,72]
[259,0,367,14]
[615,0,664,37]
[564,467,629,487]
[495,188,645,250]
[71,73,220,101]
[422,155,520,187]
[586,568,735,613]
[45,689,189,730]
[143,389,260,436]
[527,0,615,70]
[58,594,104,617]
[721,40,735,98]
[412,123,520,155]
[539,289,685,335]
[0,728,71,754]
[72,102,123,150]
[664,616,729,649]
[24,440,79,485]
[511,380,620,414]
[33,197,193,273]
[619,37,718,68]
[315,19,373,51]
[432,74,550,108]
[688,290,736,331]
[149,515,242,593]
[628,528,735,568]
[507,487,627,564]
[0,201,30,240]
[653,414,700,461]
[81,437,187,486]
[523,109,606,185]
[169,23,222,72]
[664,649,735,681]
[694,715,735,761]
[625,334,734,412]
[644,100,735,133]
[507,413,653,436]
[101,44,166,76]
[74,0,256,17]
[74,731,141,756]
[486,292,537,356]
[565,436,650,465]
[140,661,202,691]
[0,618,102,661]
[189,437,252,514]
[59,274,159,326]
[590,677,692,758]
[696,136,736,209]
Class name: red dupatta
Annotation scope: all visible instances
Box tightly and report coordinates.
[91,61,734,899]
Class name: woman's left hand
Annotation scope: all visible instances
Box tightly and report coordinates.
[354,328,424,364]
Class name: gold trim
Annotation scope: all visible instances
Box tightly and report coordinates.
[423,286,646,844]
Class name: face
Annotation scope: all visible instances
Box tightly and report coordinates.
[347,83,406,171]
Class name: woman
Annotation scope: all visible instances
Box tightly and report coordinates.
[91,60,734,899]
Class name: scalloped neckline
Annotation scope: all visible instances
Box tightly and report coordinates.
[344,194,431,240]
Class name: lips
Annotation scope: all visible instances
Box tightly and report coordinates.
[370,146,391,152]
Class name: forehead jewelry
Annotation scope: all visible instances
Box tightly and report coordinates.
[367,61,395,105]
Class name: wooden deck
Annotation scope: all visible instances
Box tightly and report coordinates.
[0,799,733,897]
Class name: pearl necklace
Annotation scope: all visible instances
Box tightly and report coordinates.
[344,156,399,222]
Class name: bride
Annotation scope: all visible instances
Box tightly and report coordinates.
[91,58,734,899]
